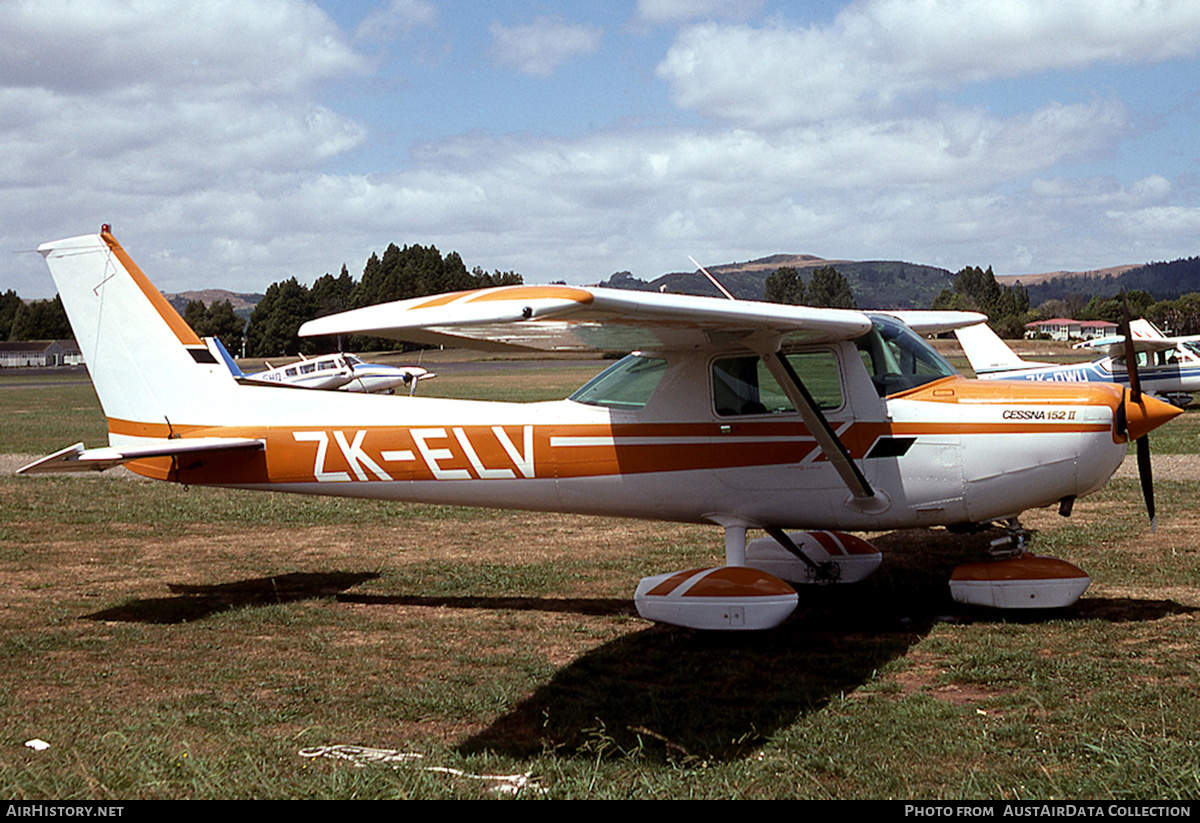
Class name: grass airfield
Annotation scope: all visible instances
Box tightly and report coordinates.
[2,350,1200,799]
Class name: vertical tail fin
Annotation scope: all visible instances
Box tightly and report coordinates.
[953,322,1051,375]
[38,228,239,442]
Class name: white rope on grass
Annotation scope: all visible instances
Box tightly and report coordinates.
[298,744,544,796]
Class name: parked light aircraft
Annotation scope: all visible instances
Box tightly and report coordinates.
[955,320,1200,407]
[18,228,1182,629]
[237,352,434,395]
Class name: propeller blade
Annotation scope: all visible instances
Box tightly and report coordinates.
[1117,291,1176,529]
[1137,435,1156,531]
[1119,291,1150,526]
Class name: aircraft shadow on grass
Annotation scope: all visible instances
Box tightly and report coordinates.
[82,571,380,624]
[79,528,1195,763]
[455,527,1197,763]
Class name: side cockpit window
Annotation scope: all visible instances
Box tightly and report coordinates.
[711,351,842,416]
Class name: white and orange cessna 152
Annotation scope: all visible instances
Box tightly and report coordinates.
[19,228,1183,630]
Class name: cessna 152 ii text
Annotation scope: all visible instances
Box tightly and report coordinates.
[18,228,1182,629]
[955,319,1200,407]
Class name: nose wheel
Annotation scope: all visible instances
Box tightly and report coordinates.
[950,517,1090,609]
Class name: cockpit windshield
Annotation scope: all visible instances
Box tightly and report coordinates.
[569,354,668,410]
[856,315,958,396]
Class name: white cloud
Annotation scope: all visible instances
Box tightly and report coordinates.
[1,0,368,95]
[634,0,765,26]
[354,0,437,42]
[1031,175,1173,209]
[658,0,1200,127]
[489,16,602,77]
[0,0,371,295]
[1113,205,1200,239]
[5,1,1194,302]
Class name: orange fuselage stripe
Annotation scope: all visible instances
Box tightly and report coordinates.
[108,415,1114,487]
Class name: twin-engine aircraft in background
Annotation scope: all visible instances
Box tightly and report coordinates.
[18,228,1182,629]
[955,319,1200,408]
[236,351,434,396]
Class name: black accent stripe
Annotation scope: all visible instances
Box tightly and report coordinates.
[866,436,916,459]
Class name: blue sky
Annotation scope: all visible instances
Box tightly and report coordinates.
[4,0,1200,299]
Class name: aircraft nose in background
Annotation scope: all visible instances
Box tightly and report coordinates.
[1124,392,1184,441]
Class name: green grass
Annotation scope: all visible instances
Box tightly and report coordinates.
[0,373,106,453]
[1150,406,1200,454]
[3,478,1199,798]
[4,363,1200,798]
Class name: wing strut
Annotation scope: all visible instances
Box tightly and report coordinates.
[688,255,880,509]
[760,350,879,504]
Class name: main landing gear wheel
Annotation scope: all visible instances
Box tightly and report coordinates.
[633,527,885,630]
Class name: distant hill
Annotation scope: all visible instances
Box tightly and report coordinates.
[995,265,1139,287]
[597,254,955,310]
[998,258,1200,305]
[165,289,263,319]
[152,254,1200,319]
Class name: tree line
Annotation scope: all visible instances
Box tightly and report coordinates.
[0,243,522,358]
[763,265,859,308]
[11,250,1200,352]
[933,266,1200,338]
[0,291,72,341]
[931,265,1030,338]
[243,243,522,357]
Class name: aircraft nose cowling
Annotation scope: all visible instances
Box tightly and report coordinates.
[1124,391,1183,441]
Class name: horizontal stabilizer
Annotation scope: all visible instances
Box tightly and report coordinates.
[17,438,265,475]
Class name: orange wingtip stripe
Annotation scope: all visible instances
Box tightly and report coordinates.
[951,557,1089,581]
[101,230,203,347]
[407,290,477,309]
[403,286,594,311]
[683,567,795,597]
[466,286,593,304]
[644,568,707,596]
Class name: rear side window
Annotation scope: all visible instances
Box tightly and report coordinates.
[712,351,842,416]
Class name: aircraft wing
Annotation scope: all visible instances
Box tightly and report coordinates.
[17,437,265,474]
[299,285,877,353]
[1074,319,1183,356]
[1073,336,1177,357]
